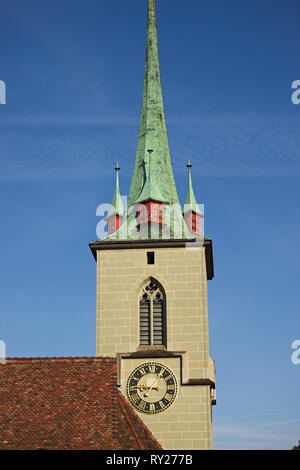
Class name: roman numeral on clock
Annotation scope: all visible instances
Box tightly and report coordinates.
[131,393,140,404]
[164,393,173,402]
[138,401,147,411]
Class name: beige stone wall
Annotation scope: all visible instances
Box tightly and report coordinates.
[96,246,214,449]
[120,357,212,450]
[96,247,213,379]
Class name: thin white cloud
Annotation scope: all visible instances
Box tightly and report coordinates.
[0,113,138,128]
[0,111,299,180]
[213,416,300,450]
[169,111,300,177]
[261,419,300,428]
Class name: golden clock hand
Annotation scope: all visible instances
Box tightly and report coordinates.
[144,371,164,397]
[131,383,147,391]
[145,385,160,391]
[131,383,160,392]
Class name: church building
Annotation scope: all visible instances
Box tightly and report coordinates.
[89,0,216,451]
[0,0,215,450]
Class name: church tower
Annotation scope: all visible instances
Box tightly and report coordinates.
[90,0,216,450]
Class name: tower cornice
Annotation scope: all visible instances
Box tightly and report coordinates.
[89,238,214,280]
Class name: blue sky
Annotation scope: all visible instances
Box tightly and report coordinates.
[0,0,300,450]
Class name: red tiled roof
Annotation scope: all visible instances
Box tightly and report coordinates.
[0,357,162,450]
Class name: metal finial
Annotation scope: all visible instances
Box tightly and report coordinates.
[115,162,120,172]
[186,160,192,169]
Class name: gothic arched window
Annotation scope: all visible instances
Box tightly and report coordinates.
[139,279,166,347]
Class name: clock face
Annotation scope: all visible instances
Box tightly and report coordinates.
[126,362,178,414]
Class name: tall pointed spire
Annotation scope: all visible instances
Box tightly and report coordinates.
[90,0,197,244]
[128,0,180,208]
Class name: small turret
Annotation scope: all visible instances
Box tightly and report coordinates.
[105,163,124,236]
[183,161,203,236]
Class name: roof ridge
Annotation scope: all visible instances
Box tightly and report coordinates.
[117,391,163,450]
[3,356,117,363]
[117,392,144,450]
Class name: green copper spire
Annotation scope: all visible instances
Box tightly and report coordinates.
[91,0,195,243]
[106,163,124,218]
[128,0,180,208]
[184,161,203,215]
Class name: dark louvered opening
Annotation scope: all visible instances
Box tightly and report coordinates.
[140,300,150,345]
[147,252,155,264]
[153,300,164,345]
